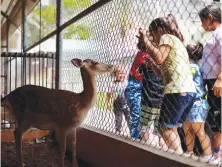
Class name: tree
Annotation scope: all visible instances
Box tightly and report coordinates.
[111,0,133,41]
[33,0,92,40]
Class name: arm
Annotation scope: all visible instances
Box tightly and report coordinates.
[138,29,171,64]
[212,34,222,97]
[213,71,222,97]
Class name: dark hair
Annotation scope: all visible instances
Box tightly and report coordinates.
[148,15,184,42]
[186,43,203,61]
[199,4,221,23]
[166,14,184,42]
[137,40,146,51]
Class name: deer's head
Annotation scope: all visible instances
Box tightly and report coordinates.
[71,58,115,75]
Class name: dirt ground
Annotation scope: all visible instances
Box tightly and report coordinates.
[1,142,91,167]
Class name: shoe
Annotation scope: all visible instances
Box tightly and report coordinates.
[199,155,214,163]
[214,151,221,159]
[182,151,198,160]
[115,129,121,135]
[167,149,183,156]
[191,154,199,161]
[199,155,221,165]
[182,151,193,158]
[208,152,221,166]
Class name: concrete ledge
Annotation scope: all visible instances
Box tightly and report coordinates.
[75,127,210,167]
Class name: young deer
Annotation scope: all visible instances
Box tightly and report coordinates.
[1,58,116,167]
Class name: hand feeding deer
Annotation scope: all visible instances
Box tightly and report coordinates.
[1,58,118,167]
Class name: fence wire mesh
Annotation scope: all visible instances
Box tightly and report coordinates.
[1,0,222,165]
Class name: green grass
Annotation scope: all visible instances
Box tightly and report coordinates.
[95,92,114,111]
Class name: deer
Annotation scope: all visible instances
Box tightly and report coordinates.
[1,58,119,167]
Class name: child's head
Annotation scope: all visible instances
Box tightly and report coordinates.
[148,15,184,44]
[113,65,126,83]
[137,37,147,52]
[199,4,221,31]
[186,43,203,61]
[137,32,157,52]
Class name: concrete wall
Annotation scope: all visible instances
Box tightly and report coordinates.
[66,127,210,167]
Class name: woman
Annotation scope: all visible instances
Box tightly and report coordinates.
[198,4,222,165]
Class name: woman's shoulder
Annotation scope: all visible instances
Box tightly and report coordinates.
[160,34,183,45]
[159,34,175,46]
[214,25,222,40]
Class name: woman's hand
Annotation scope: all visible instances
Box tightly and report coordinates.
[213,78,222,97]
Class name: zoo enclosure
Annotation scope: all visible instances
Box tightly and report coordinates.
[1,0,221,165]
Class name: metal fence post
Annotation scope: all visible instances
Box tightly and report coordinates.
[5,18,9,95]
[22,0,27,85]
[55,0,63,90]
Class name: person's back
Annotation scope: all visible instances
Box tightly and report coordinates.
[141,63,164,109]
[139,61,165,147]
[190,62,207,99]
[160,34,196,94]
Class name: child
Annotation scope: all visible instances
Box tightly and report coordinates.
[133,34,166,148]
[138,15,196,155]
[139,56,167,149]
[198,5,222,165]
[109,65,131,134]
[124,42,150,139]
[183,43,217,164]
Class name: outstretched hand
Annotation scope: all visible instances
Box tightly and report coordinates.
[213,79,222,97]
[113,65,126,82]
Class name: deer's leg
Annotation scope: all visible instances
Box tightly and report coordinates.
[56,130,67,167]
[72,129,78,167]
[14,124,29,167]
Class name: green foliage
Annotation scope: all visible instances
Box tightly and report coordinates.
[63,24,92,39]
[33,0,92,40]
[110,0,133,40]
[64,0,91,9]
[95,92,113,111]
[34,5,56,25]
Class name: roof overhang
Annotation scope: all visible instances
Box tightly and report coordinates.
[1,0,40,42]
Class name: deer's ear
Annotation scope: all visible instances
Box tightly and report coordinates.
[71,59,83,68]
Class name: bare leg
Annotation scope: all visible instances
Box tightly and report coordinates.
[183,121,195,152]
[160,126,183,154]
[72,129,79,167]
[212,132,221,152]
[192,123,212,155]
[141,123,154,142]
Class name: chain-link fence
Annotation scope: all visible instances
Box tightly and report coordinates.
[1,0,221,166]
